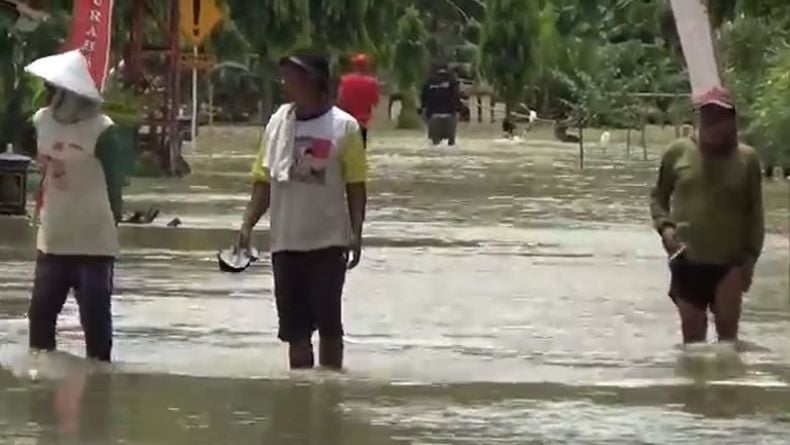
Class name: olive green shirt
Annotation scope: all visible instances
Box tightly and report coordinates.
[95,126,127,224]
[650,138,765,265]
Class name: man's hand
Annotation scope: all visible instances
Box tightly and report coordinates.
[236,225,252,254]
[661,226,682,256]
[345,183,366,271]
[236,182,270,254]
[347,235,362,270]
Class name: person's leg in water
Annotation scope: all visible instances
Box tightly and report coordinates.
[674,298,708,344]
[309,247,347,369]
[428,115,442,146]
[73,257,114,362]
[289,338,314,369]
[447,113,458,146]
[29,253,74,353]
[502,119,516,139]
[669,259,712,343]
[273,251,315,369]
[711,267,744,342]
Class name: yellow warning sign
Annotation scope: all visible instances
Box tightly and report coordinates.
[180,0,222,45]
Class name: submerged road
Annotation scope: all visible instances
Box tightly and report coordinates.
[0,128,788,444]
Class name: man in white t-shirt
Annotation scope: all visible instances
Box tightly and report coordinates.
[237,53,367,370]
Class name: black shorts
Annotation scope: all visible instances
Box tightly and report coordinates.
[272,247,347,343]
[669,258,732,310]
[427,114,457,145]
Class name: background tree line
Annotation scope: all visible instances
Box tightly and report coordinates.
[0,0,788,171]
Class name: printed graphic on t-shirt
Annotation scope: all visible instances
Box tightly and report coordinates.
[290,136,333,184]
[41,140,84,192]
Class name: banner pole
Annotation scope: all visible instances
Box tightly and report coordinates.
[191,44,199,153]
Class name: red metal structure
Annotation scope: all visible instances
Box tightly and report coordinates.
[124,0,186,176]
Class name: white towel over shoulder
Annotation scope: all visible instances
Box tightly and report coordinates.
[264,104,296,182]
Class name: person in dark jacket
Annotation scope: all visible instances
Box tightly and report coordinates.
[420,62,462,146]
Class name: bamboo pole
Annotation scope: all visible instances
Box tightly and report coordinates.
[474,103,551,123]
[208,72,214,160]
[208,76,214,129]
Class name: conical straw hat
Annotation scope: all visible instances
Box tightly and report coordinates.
[24,50,101,102]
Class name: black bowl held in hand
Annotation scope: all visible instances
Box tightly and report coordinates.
[217,247,260,273]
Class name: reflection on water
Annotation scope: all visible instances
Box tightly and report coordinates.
[0,128,788,444]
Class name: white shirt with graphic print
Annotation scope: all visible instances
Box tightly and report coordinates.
[259,106,365,253]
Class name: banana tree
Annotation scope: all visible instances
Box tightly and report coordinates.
[750,48,790,175]
[225,0,310,122]
[392,7,429,129]
[480,0,539,119]
[0,6,67,153]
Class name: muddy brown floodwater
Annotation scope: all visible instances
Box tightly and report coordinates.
[0,128,788,444]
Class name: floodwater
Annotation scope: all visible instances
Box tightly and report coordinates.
[0,127,788,444]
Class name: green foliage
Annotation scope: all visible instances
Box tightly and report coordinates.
[480,0,539,114]
[556,42,645,130]
[718,10,790,165]
[210,61,261,121]
[102,82,145,127]
[3,0,786,156]
[519,0,684,127]
[307,0,369,53]
[392,7,429,129]
[363,0,401,69]
[745,49,790,168]
[0,7,69,151]
[393,8,429,89]
[0,2,149,152]
[226,0,310,59]
[720,16,786,122]
[206,18,251,63]
[463,19,482,44]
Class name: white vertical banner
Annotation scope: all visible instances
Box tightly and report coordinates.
[670,0,721,99]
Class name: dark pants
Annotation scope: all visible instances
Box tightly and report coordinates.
[428,113,457,145]
[360,127,368,149]
[669,258,732,310]
[29,252,115,362]
[272,247,347,343]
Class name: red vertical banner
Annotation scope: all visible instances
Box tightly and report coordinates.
[67,0,114,92]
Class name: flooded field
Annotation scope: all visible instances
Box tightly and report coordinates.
[1,127,788,444]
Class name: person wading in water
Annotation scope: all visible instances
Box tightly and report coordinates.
[237,53,367,370]
[650,87,764,345]
[420,62,462,146]
[25,50,127,362]
[337,53,380,149]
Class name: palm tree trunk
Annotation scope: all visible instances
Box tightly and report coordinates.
[579,125,585,169]
[626,128,632,157]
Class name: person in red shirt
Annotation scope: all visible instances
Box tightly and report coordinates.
[338,53,380,149]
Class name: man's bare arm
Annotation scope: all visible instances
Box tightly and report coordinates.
[242,182,270,230]
[346,183,366,240]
